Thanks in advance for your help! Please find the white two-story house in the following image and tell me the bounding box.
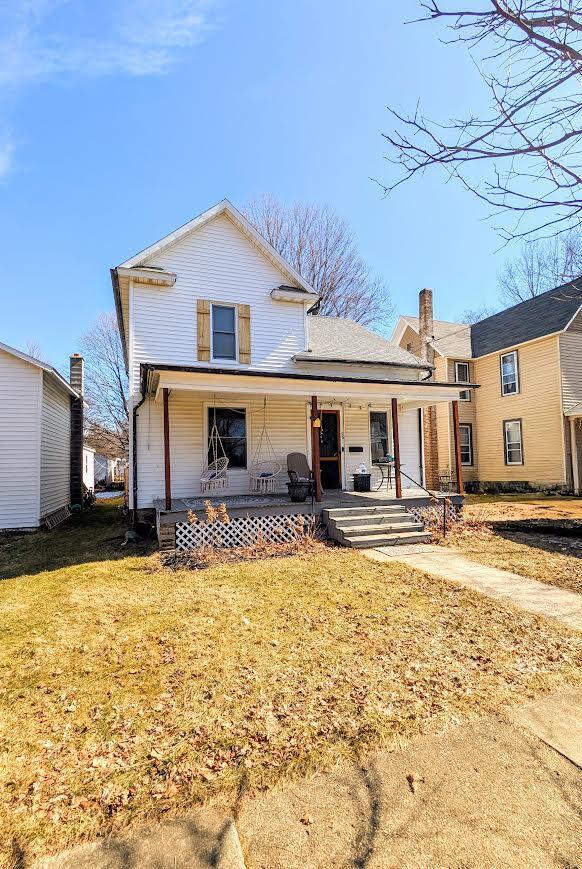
[111,200,468,549]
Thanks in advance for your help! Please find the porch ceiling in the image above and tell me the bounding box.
[146,365,465,406]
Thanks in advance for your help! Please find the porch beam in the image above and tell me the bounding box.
[391,397,402,499]
[452,400,465,496]
[163,388,172,510]
[310,395,322,502]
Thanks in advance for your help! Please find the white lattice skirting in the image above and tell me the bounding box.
[406,503,462,526]
[175,514,313,550]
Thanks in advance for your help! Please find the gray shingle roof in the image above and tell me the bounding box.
[295,316,432,370]
[401,317,473,358]
[470,279,582,357]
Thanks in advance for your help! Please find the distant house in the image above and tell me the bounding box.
[94,454,126,487]
[83,446,95,491]
[0,344,85,530]
[393,280,582,494]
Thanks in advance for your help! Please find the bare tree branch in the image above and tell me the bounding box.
[381,1,582,240]
[244,195,393,328]
[498,229,582,302]
[80,313,128,456]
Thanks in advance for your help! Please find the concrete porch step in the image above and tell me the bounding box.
[324,505,407,519]
[332,512,413,528]
[345,530,433,548]
[338,521,425,537]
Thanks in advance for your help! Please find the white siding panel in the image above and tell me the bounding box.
[560,332,582,412]
[40,373,71,518]
[399,408,423,488]
[132,215,307,392]
[136,391,310,508]
[0,349,41,528]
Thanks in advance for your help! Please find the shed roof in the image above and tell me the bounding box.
[294,316,433,370]
[0,340,79,397]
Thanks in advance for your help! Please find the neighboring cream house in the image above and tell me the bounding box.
[393,280,582,494]
[111,200,468,548]
[0,344,85,529]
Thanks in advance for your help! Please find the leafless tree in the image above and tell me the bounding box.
[498,230,582,302]
[23,340,46,361]
[381,2,582,240]
[460,302,499,323]
[245,194,393,328]
[80,312,128,456]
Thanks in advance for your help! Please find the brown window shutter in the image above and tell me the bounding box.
[197,300,210,361]
[239,304,251,364]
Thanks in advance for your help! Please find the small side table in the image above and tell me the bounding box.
[374,462,393,491]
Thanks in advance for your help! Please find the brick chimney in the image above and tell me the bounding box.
[418,289,439,489]
[69,354,84,508]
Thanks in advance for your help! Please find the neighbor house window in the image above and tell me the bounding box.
[211,304,237,360]
[370,411,389,463]
[454,361,471,401]
[208,407,247,468]
[459,423,473,466]
[406,342,413,353]
[504,419,523,465]
[500,350,519,395]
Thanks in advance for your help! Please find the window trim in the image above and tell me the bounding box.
[500,349,520,396]
[211,303,238,363]
[503,418,524,466]
[369,410,389,465]
[458,422,473,466]
[204,402,249,471]
[454,360,471,402]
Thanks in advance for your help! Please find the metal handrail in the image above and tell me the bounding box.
[392,463,453,539]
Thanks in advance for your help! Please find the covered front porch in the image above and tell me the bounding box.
[135,364,466,547]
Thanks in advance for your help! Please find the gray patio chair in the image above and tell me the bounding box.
[287,452,312,483]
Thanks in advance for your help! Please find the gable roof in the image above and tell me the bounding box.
[294,316,433,370]
[471,279,582,357]
[0,340,79,397]
[395,316,473,358]
[117,199,318,297]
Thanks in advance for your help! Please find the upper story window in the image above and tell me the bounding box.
[454,361,471,401]
[212,304,237,361]
[500,350,519,396]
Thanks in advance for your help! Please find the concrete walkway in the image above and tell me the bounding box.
[364,544,582,631]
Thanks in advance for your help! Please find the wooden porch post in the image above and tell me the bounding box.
[452,400,465,496]
[310,395,322,502]
[163,388,172,510]
[391,397,402,499]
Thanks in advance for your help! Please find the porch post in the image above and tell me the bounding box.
[163,388,172,510]
[391,397,402,499]
[570,418,580,495]
[310,395,322,502]
[452,400,465,496]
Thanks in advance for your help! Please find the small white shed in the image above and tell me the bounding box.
[0,342,83,530]
[83,446,95,491]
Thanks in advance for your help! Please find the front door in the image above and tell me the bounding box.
[319,410,341,489]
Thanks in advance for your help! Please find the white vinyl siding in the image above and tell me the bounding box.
[131,214,307,392]
[40,373,71,518]
[0,349,41,529]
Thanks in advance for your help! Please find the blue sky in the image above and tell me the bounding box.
[1,0,508,367]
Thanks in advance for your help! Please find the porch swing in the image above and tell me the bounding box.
[249,398,281,494]
[200,402,229,494]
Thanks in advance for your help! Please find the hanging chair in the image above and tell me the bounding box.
[249,399,281,494]
[201,403,229,494]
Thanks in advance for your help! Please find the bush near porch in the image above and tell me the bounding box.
[1,501,581,864]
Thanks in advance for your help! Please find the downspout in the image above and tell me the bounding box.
[132,365,150,526]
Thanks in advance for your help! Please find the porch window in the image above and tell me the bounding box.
[208,407,247,468]
[504,419,523,465]
[211,304,237,360]
[454,361,471,402]
[459,423,473,466]
[370,411,389,462]
[500,350,519,395]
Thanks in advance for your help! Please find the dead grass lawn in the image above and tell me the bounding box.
[1,502,581,864]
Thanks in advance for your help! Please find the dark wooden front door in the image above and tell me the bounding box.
[319,410,342,489]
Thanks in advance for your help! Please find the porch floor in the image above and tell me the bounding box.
[154,487,461,518]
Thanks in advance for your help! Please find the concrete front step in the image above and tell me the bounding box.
[332,512,412,528]
[338,522,425,538]
[324,505,407,519]
[345,531,433,548]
